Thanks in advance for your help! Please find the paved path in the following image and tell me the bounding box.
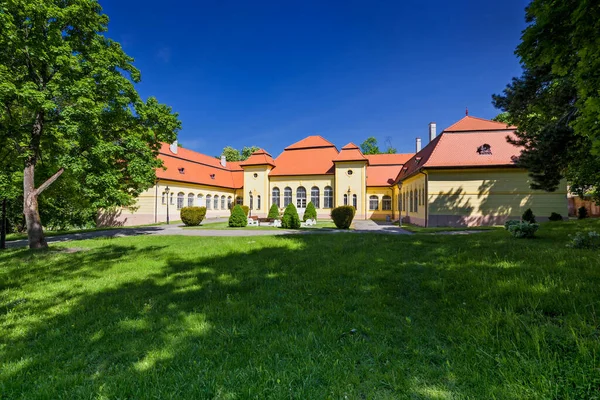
[6,219,412,249]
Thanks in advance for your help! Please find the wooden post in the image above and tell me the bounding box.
[1,198,6,250]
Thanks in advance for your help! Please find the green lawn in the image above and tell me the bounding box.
[399,223,502,234]
[1,219,600,398]
[184,220,338,230]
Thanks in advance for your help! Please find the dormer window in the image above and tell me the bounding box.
[477,144,492,155]
[210,174,215,179]
[415,157,422,163]
[178,167,185,174]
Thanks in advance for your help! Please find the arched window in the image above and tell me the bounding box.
[177,192,185,210]
[213,195,219,210]
[170,193,174,205]
[409,191,413,212]
[310,186,320,208]
[369,195,379,210]
[227,196,232,209]
[197,194,204,207]
[188,193,194,207]
[324,186,333,208]
[272,187,280,207]
[206,195,212,210]
[162,192,166,205]
[352,194,357,209]
[221,195,226,209]
[257,195,261,210]
[382,195,392,211]
[236,196,243,205]
[343,194,348,206]
[296,186,307,208]
[249,194,254,210]
[284,187,292,207]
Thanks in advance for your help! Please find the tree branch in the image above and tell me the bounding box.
[35,167,64,196]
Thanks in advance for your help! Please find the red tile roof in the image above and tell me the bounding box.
[365,153,414,165]
[333,143,368,162]
[444,116,517,132]
[285,135,336,150]
[396,117,522,182]
[156,143,243,189]
[367,165,403,186]
[239,149,276,167]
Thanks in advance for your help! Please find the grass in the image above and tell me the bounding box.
[398,223,502,234]
[1,219,600,398]
[183,220,339,230]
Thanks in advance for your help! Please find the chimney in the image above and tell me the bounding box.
[169,140,178,154]
[220,155,227,167]
[428,122,437,142]
[415,137,422,152]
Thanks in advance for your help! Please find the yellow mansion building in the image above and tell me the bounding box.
[102,116,568,227]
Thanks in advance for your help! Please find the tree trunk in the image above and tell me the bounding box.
[1,198,6,250]
[24,163,47,249]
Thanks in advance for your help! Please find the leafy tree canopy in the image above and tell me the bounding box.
[360,137,396,155]
[492,0,600,202]
[220,145,260,161]
[0,0,181,248]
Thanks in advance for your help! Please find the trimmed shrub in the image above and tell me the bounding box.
[504,220,521,230]
[303,201,317,221]
[228,205,248,227]
[241,205,250,217]
[180,206,206,226]
[268,204,280,219]
[567,231,600,249]
[331,205,355,229]
[522,208,536,223]
[281,203,301,229]
[549,212,563,221]
[507,221,539,238]
[578,206,588,219]
[229,204,250,216]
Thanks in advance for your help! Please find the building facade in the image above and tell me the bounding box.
[99,116,568,227]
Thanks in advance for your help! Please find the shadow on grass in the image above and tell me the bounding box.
[1,226,600,398]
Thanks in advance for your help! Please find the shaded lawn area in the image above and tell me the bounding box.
[398,223,502,234]
[1,220,600,398]
[183,220,339,230]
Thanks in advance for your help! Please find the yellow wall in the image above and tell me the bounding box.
[426,168,568,226]
[268,175,335,218]
[98,179,237,226]
[399,173,427,225]
[243,165,272,217]
[334,161,367,219]
[365,187,395,220]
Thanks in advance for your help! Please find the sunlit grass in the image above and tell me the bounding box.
[1,219,599,398]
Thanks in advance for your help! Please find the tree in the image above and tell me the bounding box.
[492,0,600,202]
[492,112,511,124]
[0,0,181,248]
[360,137,396,155]
[267,203,280,219]
[241,146,260,160]
[221,146,241,162]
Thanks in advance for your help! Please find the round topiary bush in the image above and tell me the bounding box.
[331,205,355,229]
[522,208,536,223]
[303,201,317,221]
[281,203,301,229]
[228,205,248,227]
[268,203,280,219]
[180,206,207,226]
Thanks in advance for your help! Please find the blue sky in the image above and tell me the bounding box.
[100,0,528,156]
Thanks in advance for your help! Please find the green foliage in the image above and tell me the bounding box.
[180,206,206,226]
[567,231,600,249]
[241,146,261,160]
[504,220,521,230]
[281,203,300,229]
[507,221,539,238]
[549,212,563,222]
[303,201,317,221]
[228,205,247,227]
[492,112,511,124]
[267,204,280,219]
[241,205,250,217]
[0,0,181,244]
[522,208,536,223]
[220,146,261,161]
[578,206,588,219]
[492,0,600,202]
[359,137,396,155]
[331,206,355,229]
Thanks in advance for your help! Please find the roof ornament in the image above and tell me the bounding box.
[465,107,469,116]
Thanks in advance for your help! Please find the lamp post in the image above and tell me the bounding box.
[165,186,170,225]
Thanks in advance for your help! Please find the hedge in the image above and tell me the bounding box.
[331,206,355,229]
[180,206,207,226]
